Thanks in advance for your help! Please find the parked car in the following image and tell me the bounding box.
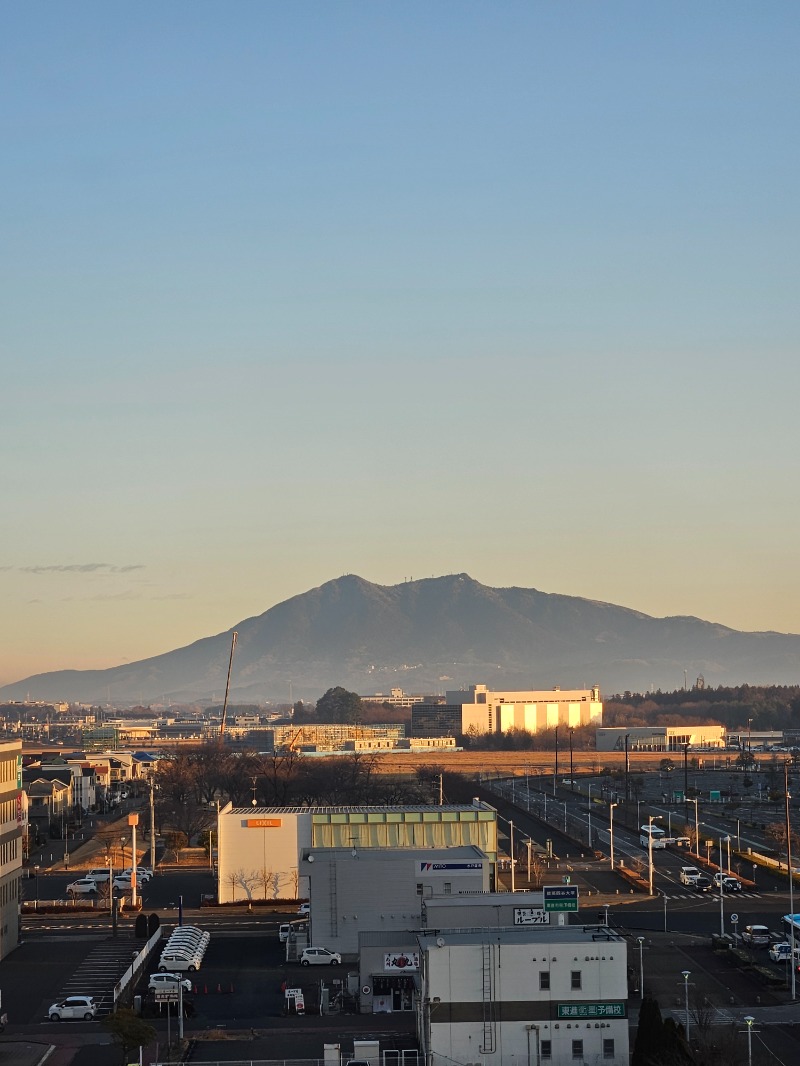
[158,951,202,973]
[742,925,771,946]
[148,972,192,993]
[122,866,152,882]
[297,902,310,916]
[66,878,98,896]
[300,947,341,966]
[48,995,97,1021]
[86,868,112,883]
[112,874,143,891]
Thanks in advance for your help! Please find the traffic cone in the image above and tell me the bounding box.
[193,984,198,995]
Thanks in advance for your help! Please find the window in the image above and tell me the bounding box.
[539,971,550,990]
[416,883,423,895]
[443,882,452,895]
[603,1038,615,1059]
[570,970,582,990]
[571,1039,583,1060]
[540,1040,551,1059]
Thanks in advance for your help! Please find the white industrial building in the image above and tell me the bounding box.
[417,926,628,1066]
[215,802,498,904]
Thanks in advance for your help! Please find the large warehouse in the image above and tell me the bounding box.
[215,801,498,904]
[596,725,725,751]
[412,685,603,738]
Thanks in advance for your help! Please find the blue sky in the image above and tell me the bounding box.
[2,3,799,687]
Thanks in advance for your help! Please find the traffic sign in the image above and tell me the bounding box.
[154,990,178,1002]
[730,913,739,924]
[544,885,579,912]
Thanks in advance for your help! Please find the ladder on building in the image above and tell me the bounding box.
[479,940,495,1054]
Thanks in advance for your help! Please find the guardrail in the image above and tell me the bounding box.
[114,926,163,1005]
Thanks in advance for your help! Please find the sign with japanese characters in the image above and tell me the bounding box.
[557,1002,626,1019]
[384,952,419,971]
[514,908,550,925]
[543,885,579,912]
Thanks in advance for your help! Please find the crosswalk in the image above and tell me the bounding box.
[50,937,141,1016]
[662,889,762,901]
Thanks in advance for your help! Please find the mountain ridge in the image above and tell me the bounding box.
[2,573,799,704]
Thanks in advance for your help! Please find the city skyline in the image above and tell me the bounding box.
[2,4,798,687]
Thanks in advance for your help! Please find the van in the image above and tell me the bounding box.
[87,868,112,883]
[279,923,292,943]
[680,867,701,885]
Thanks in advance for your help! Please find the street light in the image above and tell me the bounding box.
[609,802,618,871]
[647,815,662,896]
[681,971,691,1041]
[692,797,700,855]
[637,937,645,997]
[33,864,40,907]
[718,836,726,936]
[743,1016,755,1066]
[587,783,593,848]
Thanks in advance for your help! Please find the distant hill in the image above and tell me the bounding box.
[2,573,800,704]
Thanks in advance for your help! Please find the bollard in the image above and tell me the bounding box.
[229,982,234,994]
[217,983,222,994]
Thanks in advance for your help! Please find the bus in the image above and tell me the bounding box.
[640,824,667,849]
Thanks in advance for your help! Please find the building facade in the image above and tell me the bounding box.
[0,739,23,960]
[417,926,629,1066]
[414,686,603,738]
[216,802,498,903]
[596,725,725,752]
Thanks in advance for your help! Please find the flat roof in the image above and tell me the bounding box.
[228,804,492,815]
[418,926,624,948]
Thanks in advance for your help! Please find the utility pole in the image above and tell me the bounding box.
[149,778,156,870]
[786,762,796,1001]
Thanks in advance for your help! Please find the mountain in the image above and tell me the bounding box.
[3,573,800,704]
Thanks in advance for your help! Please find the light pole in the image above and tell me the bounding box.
[553,726,559,795]
[692,797,700,854]
[569,728,574,790]
[681,971,691,1041]
[587,783,593,848]
[510,820,515,893]
[785,761,796,1000]
[33,864,40,907]
[609,802,617,871]
[648,815,662,896]
[726,834,731,874]
[637,937,645,997]
[718,837,726,936]
[743,1016,755,1066]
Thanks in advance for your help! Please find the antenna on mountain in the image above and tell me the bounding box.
[219,631,238,740]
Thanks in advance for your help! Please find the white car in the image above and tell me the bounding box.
[48,995,97,1021]
[112,874,143,891]
[66,878,98,896]
[300,947,341,966]
[122,866,152,882]
[297,902,310,916]
[158,951,202,973]
[148,972,192,993]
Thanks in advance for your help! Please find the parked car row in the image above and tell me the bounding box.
[158,925,210,973]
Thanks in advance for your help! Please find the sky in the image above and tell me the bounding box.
[2,3,799,688]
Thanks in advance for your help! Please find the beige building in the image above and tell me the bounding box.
[596,725,725,751]
[215,802,498,904]
[0,739,23,960]
[414,685,602,737]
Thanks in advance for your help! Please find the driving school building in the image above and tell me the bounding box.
[215,802,498,904]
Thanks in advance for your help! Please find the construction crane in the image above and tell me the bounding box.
[218,631,238,740]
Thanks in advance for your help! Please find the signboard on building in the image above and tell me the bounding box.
[154,990,179,1002]
[245,819,282,828]
[514,908,550,925]
[557,1002,626,1019]
[543,885,579,912]
[416,861,483,875]
[384,952,419,971]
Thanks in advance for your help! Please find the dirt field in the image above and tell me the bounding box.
[368,749,666,776]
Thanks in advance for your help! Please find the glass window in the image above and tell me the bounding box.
[572,1039,583,1059]
[571,970,582,990]
[539,971,550,990]
[603,1038,615,1059]
[540,1040,552,1059]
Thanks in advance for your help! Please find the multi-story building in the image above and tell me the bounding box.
[417,925,629,1066]
[413,685,603,738]
[0,738,23,959]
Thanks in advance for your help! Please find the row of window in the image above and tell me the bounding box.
[0,839,19,869]
[0,874,19,907]
[0,757,17,784]
[539,970,582,990]
[541,1039,615,1060]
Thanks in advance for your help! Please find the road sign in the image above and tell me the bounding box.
[154,990,178,1002]
[544,885,579,912]
[731,913,739,924]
